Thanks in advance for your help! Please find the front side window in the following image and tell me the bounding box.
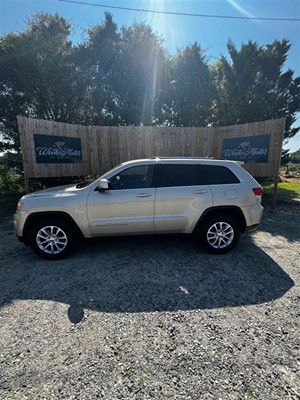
[109,165,154,190]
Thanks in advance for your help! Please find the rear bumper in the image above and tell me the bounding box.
[244,204,264,228]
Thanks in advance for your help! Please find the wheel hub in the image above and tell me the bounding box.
[36,225,68,255]
[207,222,234,249]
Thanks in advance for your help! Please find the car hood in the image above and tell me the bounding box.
[23,184,80,199]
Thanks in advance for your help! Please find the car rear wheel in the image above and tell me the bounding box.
[29,219,75,260]
[201,214,240,254]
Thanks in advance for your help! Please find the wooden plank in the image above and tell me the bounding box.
[17,117,285,181]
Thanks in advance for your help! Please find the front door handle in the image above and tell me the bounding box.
[194,190,208,194]
[136,193,151,197]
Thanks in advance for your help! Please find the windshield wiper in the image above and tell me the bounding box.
[76,181,90,189]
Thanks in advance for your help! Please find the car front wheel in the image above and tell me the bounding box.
[29,219,75,260]
[201,214,240,254]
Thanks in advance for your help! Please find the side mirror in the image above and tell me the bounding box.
[96,179,110,192]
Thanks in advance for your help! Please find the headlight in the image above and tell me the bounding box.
[17,201,24,211]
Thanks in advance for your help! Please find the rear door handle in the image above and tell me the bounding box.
[136,193,151,197]
[194,190,208,194]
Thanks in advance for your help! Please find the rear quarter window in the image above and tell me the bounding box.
[198,165,240,185]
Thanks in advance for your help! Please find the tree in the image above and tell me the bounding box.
[0,13,90,168]
[281,149,291,166]
[115,22,170,125]
[290,149,300,163]
[83,12,122,125]
[166,43,212,126]
[211,39,300,139]
[1,12,299,175]
[81,16,169,126]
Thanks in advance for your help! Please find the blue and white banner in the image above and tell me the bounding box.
[222,134,271,163]
[34,134,82,164]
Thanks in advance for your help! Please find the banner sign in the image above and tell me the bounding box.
[222,134,271,163]
[34,134,82,164]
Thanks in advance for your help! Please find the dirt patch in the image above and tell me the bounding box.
[0,202,299,399]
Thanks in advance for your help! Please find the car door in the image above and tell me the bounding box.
[87,164,156,235]
[153,163,213,233]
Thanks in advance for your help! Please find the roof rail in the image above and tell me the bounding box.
[149,156,214,159]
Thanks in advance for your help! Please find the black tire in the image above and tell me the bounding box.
[200,214,240,254]
[29,219,75,260]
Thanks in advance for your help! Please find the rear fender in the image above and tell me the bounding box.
[193,206,247,233]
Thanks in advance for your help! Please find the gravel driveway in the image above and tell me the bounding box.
[0,200,299,399]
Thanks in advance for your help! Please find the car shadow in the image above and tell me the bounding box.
[260,200,300,243]
[0,229,294,323]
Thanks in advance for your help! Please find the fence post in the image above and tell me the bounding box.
[24,178,30,194]
[271,175,279,213]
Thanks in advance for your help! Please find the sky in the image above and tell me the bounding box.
[1,0,299,152]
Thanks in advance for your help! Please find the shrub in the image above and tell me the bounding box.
[0,171,25,195]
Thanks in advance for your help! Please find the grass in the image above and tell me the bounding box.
[0,194,21,220]
[262,181,300,202]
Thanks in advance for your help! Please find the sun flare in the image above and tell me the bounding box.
[227,0,255,19]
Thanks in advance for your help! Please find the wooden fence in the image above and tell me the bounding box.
[17,116,285,185]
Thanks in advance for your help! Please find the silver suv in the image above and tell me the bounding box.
[14,157,263,259]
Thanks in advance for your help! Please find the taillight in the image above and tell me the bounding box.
[252,187,263,197]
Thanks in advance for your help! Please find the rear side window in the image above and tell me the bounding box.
[198,165,240,185]
[154,164,240,187]
[155,164,201,187]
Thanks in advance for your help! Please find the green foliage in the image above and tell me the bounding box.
[0,13,92,157]
[167,43,212,126]
[0,194,21,219]
[0,12,299,173]
[0,170,24,195]
[281,149,291,166]
[279,164,300,177]
[210,39,300,139]
[0,163,24,217]
[116,22,170,125]
[288,165,300,175]
[290,149,300,163]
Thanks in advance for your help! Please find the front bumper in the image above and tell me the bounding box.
[246,223,260,232]
[13,210,29,238]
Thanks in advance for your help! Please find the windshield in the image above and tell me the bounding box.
[75,163,123,189]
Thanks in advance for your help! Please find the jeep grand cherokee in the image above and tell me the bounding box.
[14,157,263,259]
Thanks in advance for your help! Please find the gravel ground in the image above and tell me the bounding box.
[0,200,299,399]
